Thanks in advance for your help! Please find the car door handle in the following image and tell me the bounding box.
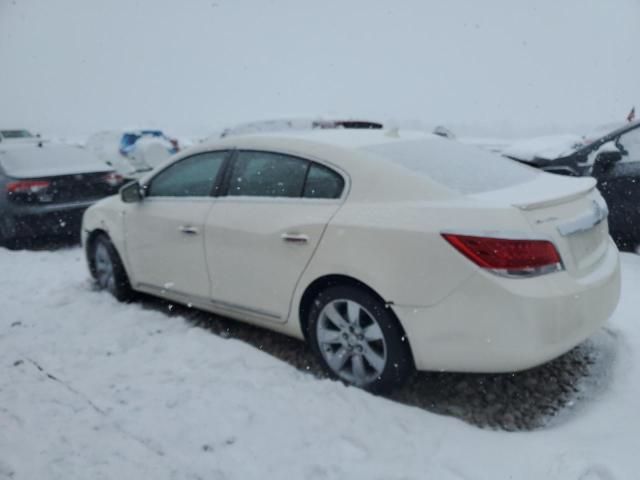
[179,225,199,235]
[281,232,309,244]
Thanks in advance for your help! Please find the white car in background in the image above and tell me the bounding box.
[82,129,621,392]
[0,129,41,144]
[210,117,384,140]
[86,129,180,178]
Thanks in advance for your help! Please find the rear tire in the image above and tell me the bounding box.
[89,234,134,302]
[307,285,413,393]
[0,221,13,249]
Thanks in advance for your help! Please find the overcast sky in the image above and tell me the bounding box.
[1,0,638,138]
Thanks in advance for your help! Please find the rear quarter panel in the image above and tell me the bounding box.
[287,198,535,334]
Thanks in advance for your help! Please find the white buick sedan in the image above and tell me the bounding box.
[82,130,621,392]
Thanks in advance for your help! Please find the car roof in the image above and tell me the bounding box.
[140,129,459,201]
[190,129,440,178]
[204,128,432,150]
[210,117,383,140]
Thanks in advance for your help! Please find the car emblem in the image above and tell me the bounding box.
[557,199,609,236]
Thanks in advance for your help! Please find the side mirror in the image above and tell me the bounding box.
[120,181,144,203]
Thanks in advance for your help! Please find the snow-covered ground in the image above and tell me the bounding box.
[0,246,638,479]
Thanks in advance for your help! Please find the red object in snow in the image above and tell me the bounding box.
[627,107,635,123]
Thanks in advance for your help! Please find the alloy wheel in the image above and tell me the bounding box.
[316,299,387,386]
[94,242,116,292]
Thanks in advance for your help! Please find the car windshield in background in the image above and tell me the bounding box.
[364,138,539,194]
[574,120,640,156]
[1,129,33,138]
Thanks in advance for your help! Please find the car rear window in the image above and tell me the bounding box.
[363,138,540,194]
[1,129,33,138]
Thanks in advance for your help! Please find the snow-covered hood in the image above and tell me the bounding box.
[0,144,112,179]
[502,134,585,163]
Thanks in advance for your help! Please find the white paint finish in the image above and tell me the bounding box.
[469,173,596,210]
[204,197,341,321]
[83,130,621,373]
[394,240,620,371]
[123,198,215,299]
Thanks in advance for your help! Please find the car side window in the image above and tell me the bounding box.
[228,151,309,197]
[617,128,640,161]
[147,151,226,197]
[303,163,344,199]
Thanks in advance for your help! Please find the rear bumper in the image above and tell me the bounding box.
[393,239,621,373]
[1,200,98,239]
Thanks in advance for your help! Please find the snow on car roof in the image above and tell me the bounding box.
[0,144,111,178]
[196,129,541,196]
[215,117,384,138]
[216,128,432,149]
[502,134,586,162]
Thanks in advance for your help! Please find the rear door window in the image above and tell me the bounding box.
[303,163,344,199]
[228,151,309,197]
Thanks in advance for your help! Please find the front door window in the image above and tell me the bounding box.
[147,151,227,197]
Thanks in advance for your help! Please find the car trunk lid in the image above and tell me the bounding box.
[471,174,610,276]
[0,144,111,179]
[7,171,121,205]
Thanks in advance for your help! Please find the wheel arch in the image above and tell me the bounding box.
[85,228,131,282]
[297,273,415,367]
[85,228,110,277]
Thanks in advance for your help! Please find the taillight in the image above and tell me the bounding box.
[102,172,124,187]
[441,233,563,277]
[6,180,50,195]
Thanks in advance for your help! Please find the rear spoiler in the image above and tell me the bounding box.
[512,178,596,211]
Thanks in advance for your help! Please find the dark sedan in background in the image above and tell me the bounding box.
[0,141,125,247]
[506,120,640,251]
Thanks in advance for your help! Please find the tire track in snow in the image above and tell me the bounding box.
[21,357,181,465]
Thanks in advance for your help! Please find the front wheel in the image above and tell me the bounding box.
[89,234,134,302]
[308,285,413,393]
